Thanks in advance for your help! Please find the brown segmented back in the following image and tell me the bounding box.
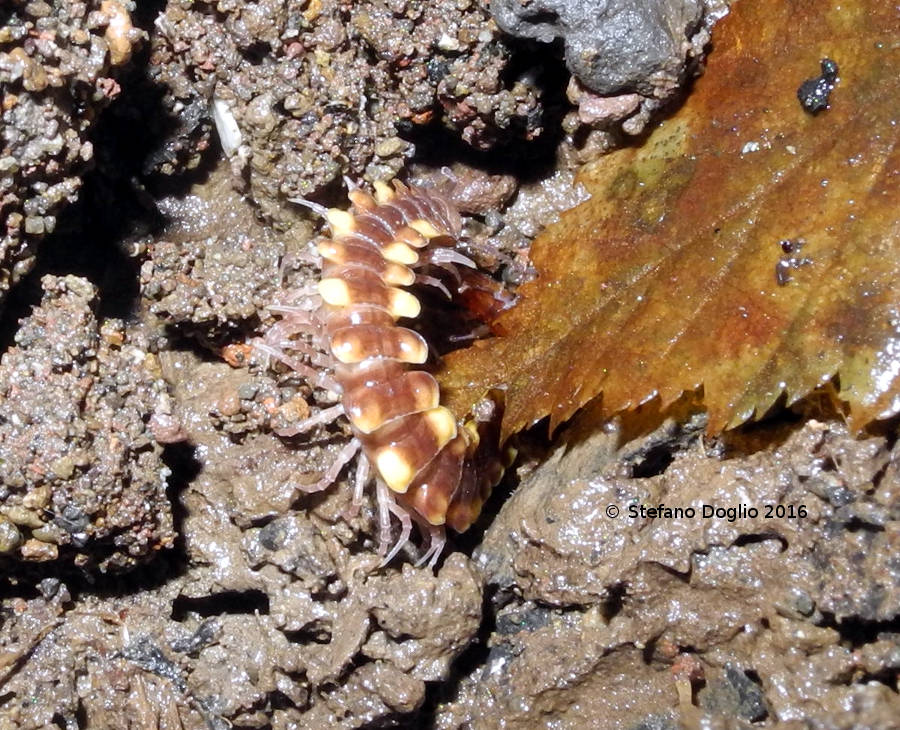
[318,181,510,529]
[262,180,513,564]
[329,325,428,365]
[340,369,440,434]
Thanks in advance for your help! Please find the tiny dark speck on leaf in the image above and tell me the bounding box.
[797,58,839,114]
[775,238,812,285]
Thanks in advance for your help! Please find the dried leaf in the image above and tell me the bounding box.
[440,0,900,439]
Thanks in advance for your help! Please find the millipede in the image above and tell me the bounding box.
[256,177,515,566]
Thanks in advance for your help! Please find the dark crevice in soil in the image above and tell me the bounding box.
[0,442,199,597]
[0,2,194,351]
[130,0,168,28]
[604,580,628,620]
[0,533,183,593]
[171,590,271,620]
[407,115,561,182]
[240,40,274,65]
[282,627,331,645]
[50,712,71,729]
[865,412,900,443]
[655,563,692,583]
[0,184,143,353]
[66,544,188,599]
[161,322,260,361]
[0,580,42,602]
[110,0,219,195]
[413,585,498,728]
[817,612,900,649]
[731,532,788,551]
[159,440,201,572]
[859,667,900,688]
[406,48,569,184]
[618,410,707,471]
[842,516,886,533]
[640,637,666,665]
[631,442,677,478]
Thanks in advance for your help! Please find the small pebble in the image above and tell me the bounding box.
[0,518,23,554]
[20,538,59,561]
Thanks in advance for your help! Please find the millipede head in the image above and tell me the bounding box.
[416,490,450,526]
[487,460,505,487]
[445,497,484,533]
[400,434,468,525]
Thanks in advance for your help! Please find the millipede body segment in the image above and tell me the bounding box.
[265,179,512,561]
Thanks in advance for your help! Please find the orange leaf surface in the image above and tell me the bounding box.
[440,0,900,439]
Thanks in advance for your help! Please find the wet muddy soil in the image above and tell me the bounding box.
[0,1,897,728]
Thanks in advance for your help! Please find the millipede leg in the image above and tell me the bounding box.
[265,307,322,330]
[252,341,339,392]
[349,454,370,516]
[415,525,446,570]
[260,320,294,346]
[275,403,345,437]
[277,252,321,285]
[275,340,331,369]
[414,274,452,299]
[376,481,412,566]
[288,195,330,219]
[305,437,360,492]
[421,247,476,269]
[274,284,321,307]
[261,321,325,356]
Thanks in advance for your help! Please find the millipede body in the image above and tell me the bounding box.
[262,179,512,563]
